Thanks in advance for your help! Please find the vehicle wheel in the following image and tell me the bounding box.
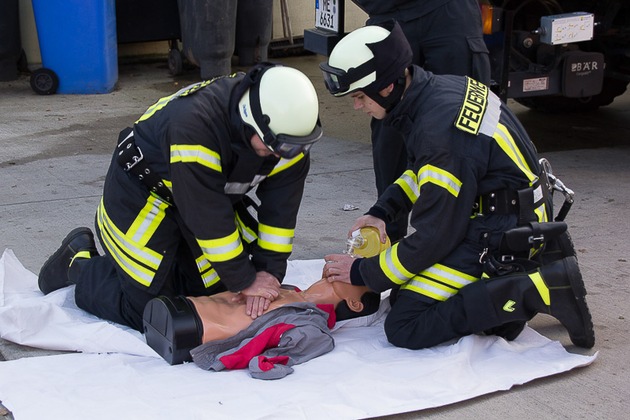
[30,68,59,95]
[168,49,183,76]
[515,78,629,113]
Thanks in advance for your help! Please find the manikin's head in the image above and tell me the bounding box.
[301,279,381,321]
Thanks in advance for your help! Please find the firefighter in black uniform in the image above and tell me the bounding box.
[38,63,323,331]
[320,23,595,349]
[349,0,491,243]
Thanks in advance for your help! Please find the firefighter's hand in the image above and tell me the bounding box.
[322,253,354,284]
[239,271,281,318]
[349,215,388,243]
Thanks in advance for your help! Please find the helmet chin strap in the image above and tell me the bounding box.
[366,75,406,112]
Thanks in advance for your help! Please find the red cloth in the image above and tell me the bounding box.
[257,355,290,371]
[219,323,295,369]
[316,303,336,329]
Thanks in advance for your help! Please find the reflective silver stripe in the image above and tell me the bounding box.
[170,144,222,173]
[418,164,462,197]
[423,264,476,289]
[201,268,220,288]
[235,213,257,244]
[128,195,168,246]
[224,175,268,194]
[251,175,267,187]
[224,182,251,194]
[394,170,419,203]
[401,263,478,301]
[258,223,293,253]
[533,184,548,222]
[401,277,456,301]
[196,256,220,288]
[198,230,243,262]
[97,200,161,286]
[379,244,414,285]
[478,91,502,138]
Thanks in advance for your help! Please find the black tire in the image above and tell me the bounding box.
[168,49,183,76]
[515,78,629,113]
[30,68,59,95]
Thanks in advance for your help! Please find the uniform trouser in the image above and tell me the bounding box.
[368,0,490,242]
[383,214,518,349]
[73,237,226,331]
[383,249,585,350]
[384,273,536,350]
[72,152,226,331]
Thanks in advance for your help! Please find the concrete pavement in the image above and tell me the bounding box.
[1,54,629,419]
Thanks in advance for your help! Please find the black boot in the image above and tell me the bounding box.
[483,321,526,341]
[485,256,594,348]
[143,296,203,365]
[38,227,98,294]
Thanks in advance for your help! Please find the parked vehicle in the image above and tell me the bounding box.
[480,0,630,111]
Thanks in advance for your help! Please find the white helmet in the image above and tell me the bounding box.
[320,21,412,107]
[239,64,322,158]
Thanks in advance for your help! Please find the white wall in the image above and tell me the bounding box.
[19,0,367,68]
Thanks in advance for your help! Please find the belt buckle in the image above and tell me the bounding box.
[125,146,144,171]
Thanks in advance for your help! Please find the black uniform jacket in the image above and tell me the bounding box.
[352,66,545,296]
[99,74,309,294]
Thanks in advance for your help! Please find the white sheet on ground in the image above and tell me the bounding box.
[0,249,596,420]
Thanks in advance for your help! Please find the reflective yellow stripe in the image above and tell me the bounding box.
[97,199,162,287]
[196,256,220,288]
[235,213,258,244]
[128,195,169,247]
[394,170,419,203]
[136,79,215,123]
[493,123,548,224]
[258,223,294,253]
[493,123,537,183]
[535,203,548,223]
[379,243,414,285]
[170,144,222,173]
[268,154,305,177]
[70,250,92,266]
[401,264,478,301]
[198,230,243,262]
[530,271,550,305]
[418,164,462,198]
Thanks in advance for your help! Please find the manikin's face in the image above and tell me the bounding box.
[250,133,279,158]
[304,278,369,307]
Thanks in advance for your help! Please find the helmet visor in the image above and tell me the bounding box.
[319,59,375,96]
[264,123,323,159]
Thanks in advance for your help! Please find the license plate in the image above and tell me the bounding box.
[315,0,340,33]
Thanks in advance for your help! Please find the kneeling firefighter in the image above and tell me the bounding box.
[320,22,594,349]
[38,63,323,331]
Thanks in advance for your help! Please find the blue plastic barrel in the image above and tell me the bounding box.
[31,0,118,94]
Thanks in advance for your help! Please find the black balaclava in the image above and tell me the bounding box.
[363,21,413,111]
